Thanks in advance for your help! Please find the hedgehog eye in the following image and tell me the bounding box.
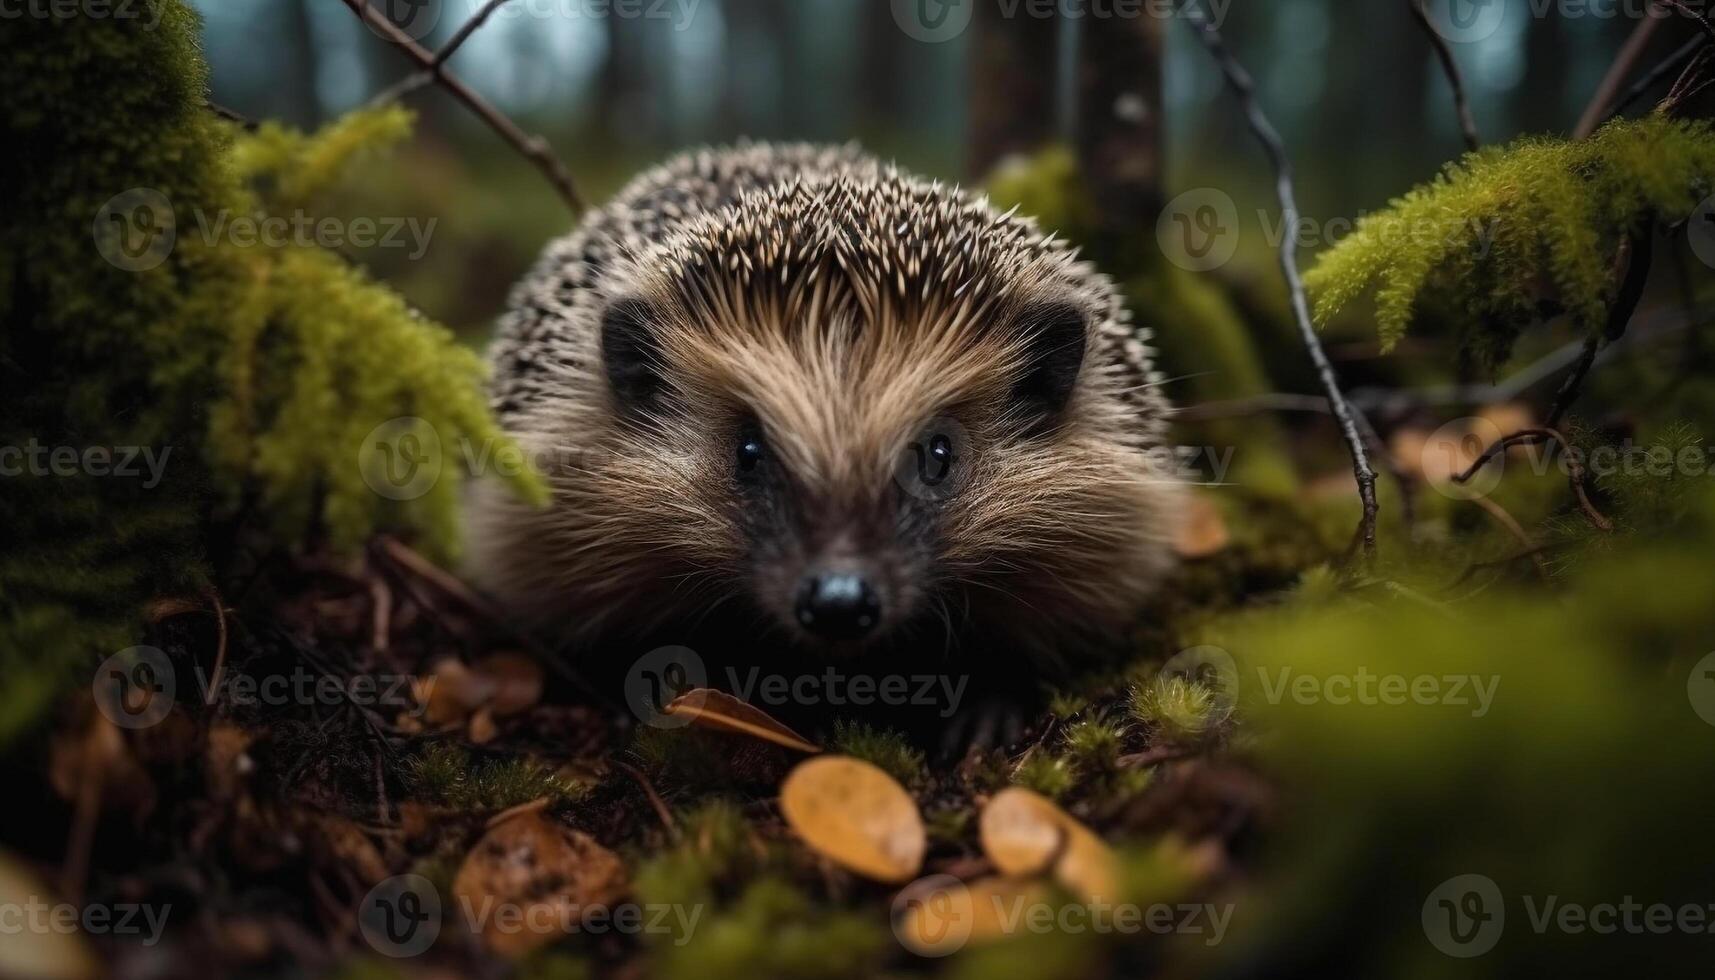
[895,417,968,501]
[736,426,766,474]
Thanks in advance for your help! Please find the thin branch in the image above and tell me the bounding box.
[339,0,585,214]
[370,0,515,105]
[1546,232,1654,427]
[1452,427,1614,532]
[1606,35,1709,122]
[1178,0,1380,559]
[1575,8,1669,139]
[1409,0,1481,151]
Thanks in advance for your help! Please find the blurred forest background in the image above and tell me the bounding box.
[196,0,1659,342]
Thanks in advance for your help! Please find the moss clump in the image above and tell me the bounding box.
[1011,752,1079,800]
[0,3,541,747]
[1130,674,1222,744]
[828,720,925,786]
[647,877,888,980]
[404,743,584,810]
[1305,116,1715,367]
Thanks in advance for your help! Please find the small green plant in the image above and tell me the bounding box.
[1130,674,1221,743]
[828,720,926,785]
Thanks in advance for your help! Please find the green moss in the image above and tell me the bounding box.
[0,4,542,747]
[404,743,584,811]
[1130,674,1221,744]
[647,877,888,980]
[1011,752,1078,800]
[828,720,926,786]
[1305,116,1715,367]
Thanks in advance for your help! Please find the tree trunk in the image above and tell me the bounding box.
[967,7,1061,180]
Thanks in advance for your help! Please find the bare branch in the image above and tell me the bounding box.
[1452,427,1614,532]
[1605,35,1708,122]
[1546,232,1654,428]
[1576,8,1669,139]
[339,0,585,214]
[1409,0,1481,151]
[1177,0,1380,559]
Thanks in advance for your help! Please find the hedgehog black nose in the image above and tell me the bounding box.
[795,572,881,640]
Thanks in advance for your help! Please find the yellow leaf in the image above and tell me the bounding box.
[781,756,925,883]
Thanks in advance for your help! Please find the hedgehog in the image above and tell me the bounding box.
[466,142,1182,701]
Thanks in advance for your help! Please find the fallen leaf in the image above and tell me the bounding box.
[665,688,821,754]
[979,786,1067,877]
[473,652,544,718]
[452,810,628,958]
[780,755,925,883]
[1173,493,1231,559]
[49,711,156,820]
[0,851,100,980]
[468,707,499,745]
[415,659,495,726]
[893,875,1051,955]
[979,788,1118,903]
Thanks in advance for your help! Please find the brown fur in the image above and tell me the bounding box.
[468,144,1181,669]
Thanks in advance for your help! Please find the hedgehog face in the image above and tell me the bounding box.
[469,168,1181,666]
[591,284,1173,659]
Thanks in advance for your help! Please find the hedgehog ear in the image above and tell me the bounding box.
[1010,301,1088,426]
[601,298,669,412]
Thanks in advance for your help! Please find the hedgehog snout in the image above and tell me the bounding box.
[794,570,882,641]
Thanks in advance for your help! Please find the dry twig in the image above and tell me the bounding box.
[338,0,585,214]
[1178,0,1380,558]
[1409,0,1481,150]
